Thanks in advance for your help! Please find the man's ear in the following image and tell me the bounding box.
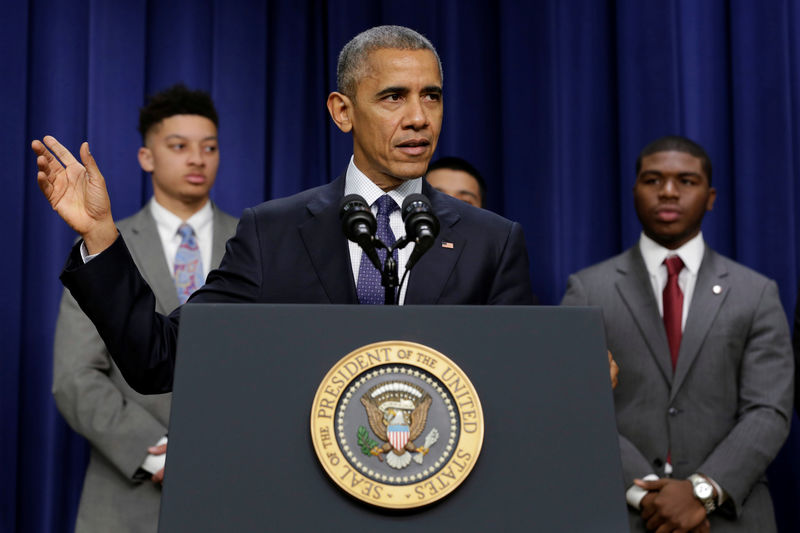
[138,146,154,172]
[327,92,353,133]
[706,187,717,212]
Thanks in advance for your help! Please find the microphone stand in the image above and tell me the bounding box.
[382,235,418,305]
[382,253,399,305]
[371,240,400,305]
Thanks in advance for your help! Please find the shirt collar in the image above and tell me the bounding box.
[149,197,213,236]
[343,155,422,208]
[639,231,705,276]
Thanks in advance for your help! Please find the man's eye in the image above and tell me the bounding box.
[424,93,441,102]
[204,145,218,153]
[170,144,185,151]
[385,94,401,102]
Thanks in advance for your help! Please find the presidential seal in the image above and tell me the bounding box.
[310,341,484,509]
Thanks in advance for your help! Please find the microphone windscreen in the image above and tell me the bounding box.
[401,193,432,220]
[401,194,439,239]
[339,194,376,242]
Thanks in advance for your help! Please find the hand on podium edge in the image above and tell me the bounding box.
[32,135,117,254]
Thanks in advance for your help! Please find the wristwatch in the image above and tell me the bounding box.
[688,474,716,514]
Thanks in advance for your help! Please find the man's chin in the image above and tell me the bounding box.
[645,227,698,250]
[392,161,430,181]
[178,191,212,205]
[393,174,422,182]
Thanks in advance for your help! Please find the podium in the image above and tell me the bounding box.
[158,305,628,532]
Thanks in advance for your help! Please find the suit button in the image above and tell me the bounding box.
[668,407,679,416]
[653,458,664,468]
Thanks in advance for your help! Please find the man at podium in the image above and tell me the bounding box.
[32,25,533,395]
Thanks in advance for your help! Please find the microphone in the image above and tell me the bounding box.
[339,194,381,270]
[401,193,440,270]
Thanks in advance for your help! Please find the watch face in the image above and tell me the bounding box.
[695,482,713,500]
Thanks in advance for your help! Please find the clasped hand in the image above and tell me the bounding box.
[636,478,709,533]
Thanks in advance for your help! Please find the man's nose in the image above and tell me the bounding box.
[659,178,679,198]
[403,97,429,130]
[187,144,204,166]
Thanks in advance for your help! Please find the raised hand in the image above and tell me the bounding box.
[32,135,118,254]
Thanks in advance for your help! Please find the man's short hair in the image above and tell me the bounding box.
[427,156,487,204]
[635,135,712,184]
[138,84,219,142]
[336,25,443,98]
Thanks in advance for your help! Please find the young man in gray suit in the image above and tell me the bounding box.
[52,85,238,533]
[562,136,793,533]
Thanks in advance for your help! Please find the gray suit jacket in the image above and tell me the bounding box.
[53,203,238,533]
[561,245,793,532]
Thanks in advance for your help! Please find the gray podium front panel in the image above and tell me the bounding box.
[160,305,628,532]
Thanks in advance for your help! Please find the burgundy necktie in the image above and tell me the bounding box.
[663,256,685,371]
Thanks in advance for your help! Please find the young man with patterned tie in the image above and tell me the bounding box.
[51,84,238,533]
[561,135,793,532]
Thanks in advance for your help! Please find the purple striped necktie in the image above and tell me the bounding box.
[357,195,398,305]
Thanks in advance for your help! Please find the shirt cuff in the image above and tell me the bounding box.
[626,474,659,509]
[79,241,100,263]
[140,436,168,475]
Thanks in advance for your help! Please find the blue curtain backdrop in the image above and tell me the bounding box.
[3,0,800,531]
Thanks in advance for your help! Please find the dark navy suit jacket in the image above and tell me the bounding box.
[61,176,533,394]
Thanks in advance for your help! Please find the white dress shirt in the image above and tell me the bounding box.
[344,156,421,305]
[639,231,705,331]
[149,197,214,281]
[80,198,214,283]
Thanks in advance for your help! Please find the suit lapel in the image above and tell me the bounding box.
[124,206,181,313]
[615,247,674,384]
[209,203,230,266]
[404,183,463,304]
[670,248,728,400]
[296,177,464,304]
[298,176,358,304]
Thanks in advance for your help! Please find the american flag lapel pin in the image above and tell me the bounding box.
[441,241,454,249]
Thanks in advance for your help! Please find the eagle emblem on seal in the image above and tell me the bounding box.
[359,381,440,469]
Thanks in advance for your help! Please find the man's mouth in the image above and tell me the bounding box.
[184,174,207,185]
[396,139,430,156]
[655,207,681,222]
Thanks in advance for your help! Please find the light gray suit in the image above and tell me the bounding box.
[561,245,793,532]
[53,203,238,533]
